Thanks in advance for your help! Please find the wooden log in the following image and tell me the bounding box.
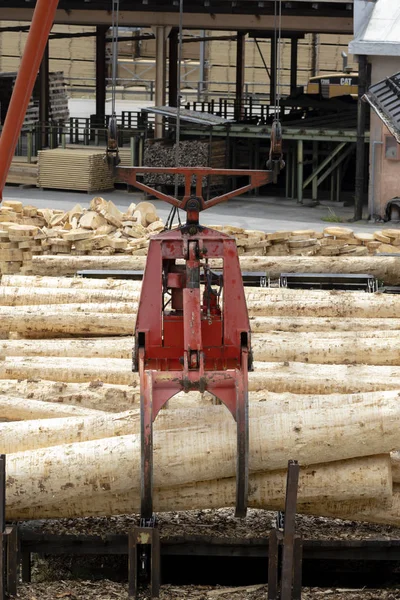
[250,316,400,333]
[5,358,400,393]
[3,334,400,367]
[391,451,400,483]
[0,310,134,337]
[6,455,391,519]
[297,483,400,528]
[253,334,400,365]
[31,255,400,284]
[0,397,104,421]
[6,388,400,510]
[0,337,132,359]
[5,390,400,451]
[1,275,141,290]
[0,287,138,306]
[0,379,139,412]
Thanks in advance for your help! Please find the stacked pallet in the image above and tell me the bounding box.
[38,149,114,192]
[0,275,400,525]
[143,139,226,186]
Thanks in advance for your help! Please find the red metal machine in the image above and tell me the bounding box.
[117,148,283,520]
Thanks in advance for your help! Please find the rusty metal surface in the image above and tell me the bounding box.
[281,460,301,600]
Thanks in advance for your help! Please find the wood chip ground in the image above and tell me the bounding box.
[14,582,400,599]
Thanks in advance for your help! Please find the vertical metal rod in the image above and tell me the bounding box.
[312,141,318,202]
[297,140,303,204]
[270,36,277,108]
[39,41,50,149]
[290,38,298,95]
[168,29,179,108]
[354,55,368,221]
[291,145,296,199]
[96,25,108,122]
[27,131,33,164]
[128,530,138,598]
[7,527,17,596]
[336,162,342,202]
[200,30,206,100]
[268,529,279,600]
[281,460,300,600]
[293,537,303,600]
[151,529,161,597]
[235,32,245,122]
[131,136,137,167]
[0,0,59,199]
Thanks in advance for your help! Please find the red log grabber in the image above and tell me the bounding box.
[117,164,281,520]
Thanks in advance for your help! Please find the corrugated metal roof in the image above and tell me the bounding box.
[364,71,400,142]
[142,106,229,126]
[350,0,400,56]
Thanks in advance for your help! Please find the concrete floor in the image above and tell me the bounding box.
[3,185,394,234]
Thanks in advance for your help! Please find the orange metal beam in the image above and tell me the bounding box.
[0,0,59,199]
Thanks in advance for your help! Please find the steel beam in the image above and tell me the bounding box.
[154,26,168,138]
[39,41,50,149]
[290,38,298,96]
[0,10,354,34]
[235,32,246,122]
[169,28,178,108]
[95,25,108,121]
[354,55,369,221]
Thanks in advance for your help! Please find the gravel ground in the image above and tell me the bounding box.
[30,509,400,541]
[14,582,400,599]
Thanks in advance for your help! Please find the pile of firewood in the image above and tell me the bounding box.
[0,274,400,526]
[143,139,226,186]
[0,198,162,275]
[1,199,400,277]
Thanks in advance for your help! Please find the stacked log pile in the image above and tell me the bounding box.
[0,198,162,275]
[1,274,400,525]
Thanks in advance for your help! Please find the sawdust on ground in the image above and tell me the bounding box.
[31,508,400,541]
[14,582,400,600]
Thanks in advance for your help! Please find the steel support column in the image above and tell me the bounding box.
[297,139,303,204]
[95,25,108,122]
[354,55,368,221]
[290,37,298,96]
[235,31,246,122]
[154,26,168,138]
[0,0,59,199]
[169,28,178,108]
[38,41,50,149]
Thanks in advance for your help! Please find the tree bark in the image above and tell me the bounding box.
[1,275,141,291]
[0,398,104,421]
[31,255,400,285]
[5,358,400,393]
[0,287,138,306]
[0,379,139,412]
[4,452,391,517]
[3,334,400,367]
[251,317,400,333]
[0,310,135,337]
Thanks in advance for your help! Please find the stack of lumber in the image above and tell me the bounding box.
[0,198,161,275]
[143,140,226,186]
[0,275,400,524]
[38,150,115,192]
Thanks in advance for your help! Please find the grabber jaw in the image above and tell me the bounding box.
[105,114,121,168]
[266,120,285,182]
